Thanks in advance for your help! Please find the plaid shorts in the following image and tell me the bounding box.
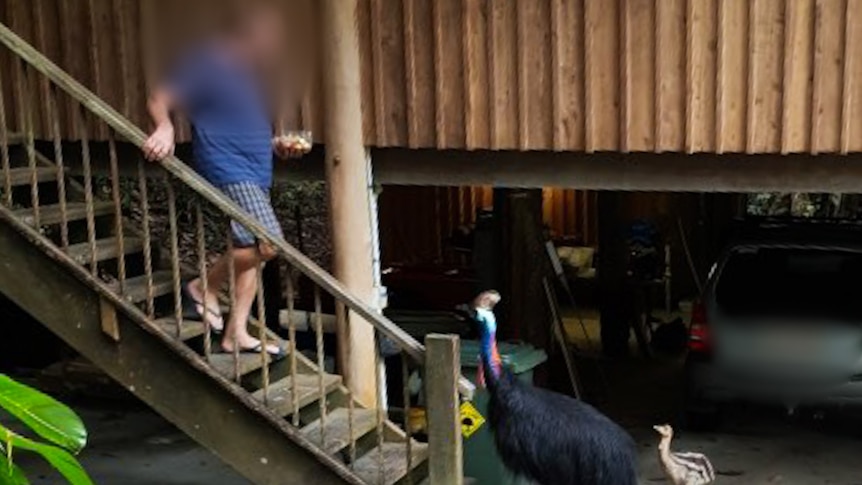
[218,182,284,248]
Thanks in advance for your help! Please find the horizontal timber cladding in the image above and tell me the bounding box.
[1,0,861,154]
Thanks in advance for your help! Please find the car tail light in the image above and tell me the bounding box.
[688,301,711,354]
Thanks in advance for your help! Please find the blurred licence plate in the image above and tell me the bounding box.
[770,332,820,355]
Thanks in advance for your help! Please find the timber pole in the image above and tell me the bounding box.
[320,0,378,406]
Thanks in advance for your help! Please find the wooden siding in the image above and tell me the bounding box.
[379,186,596,265]
[1,0,860,154]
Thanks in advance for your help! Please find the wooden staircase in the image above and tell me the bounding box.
[0,130,428,485]
[0,22,472,485]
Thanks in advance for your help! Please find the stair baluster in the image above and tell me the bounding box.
[0,52,10,206]
[196,204,213,359]
[375,333,385,485]
[314,285,328,447]
[47,85,69,250]
[107,134,127,293]
[19,61,40,228]
[32,0,69,249]
[348,385,357,469]
[256,260,271,403]
[402,353,413,485]
[286,270,301,427]
[167,176,184,339]
[76,107,98,274]
[136,158,156,318]
[340,300,359,469]
[226,230,241,383]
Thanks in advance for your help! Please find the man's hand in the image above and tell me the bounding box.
[273,134,312,160]
[142,123,176,162]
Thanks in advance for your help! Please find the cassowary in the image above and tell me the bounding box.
[472,290,638,485]
[654,424,715,485]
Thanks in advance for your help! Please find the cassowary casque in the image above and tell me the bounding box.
[472,290,638,485]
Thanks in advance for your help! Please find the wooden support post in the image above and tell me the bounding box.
[499,190,552,386]
[425,334,463,485]
[320,0,378,406]
[598,191,629,357]
[99,297,120,342]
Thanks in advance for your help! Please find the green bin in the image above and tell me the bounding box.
[459,340,547,485]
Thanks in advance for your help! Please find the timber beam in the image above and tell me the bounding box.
[44,140,862,193]
[372,148,862,193]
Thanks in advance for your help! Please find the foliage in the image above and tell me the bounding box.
[746,193,860,219]
[0,375,92,485]
[116,176,332,269]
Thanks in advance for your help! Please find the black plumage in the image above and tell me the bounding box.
[473,291,638,485]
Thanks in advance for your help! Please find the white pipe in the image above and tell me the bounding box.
[366,148,388,411]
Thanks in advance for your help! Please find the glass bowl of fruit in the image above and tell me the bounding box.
[275,130,313,158]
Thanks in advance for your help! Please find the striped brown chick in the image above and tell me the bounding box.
[654,424,715,485]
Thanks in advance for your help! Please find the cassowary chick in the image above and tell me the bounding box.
[654,424,715,485]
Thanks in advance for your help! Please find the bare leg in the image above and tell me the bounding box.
[220,247,279,353]
[186,253,233,331]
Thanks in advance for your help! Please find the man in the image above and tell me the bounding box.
[142,3,305,356]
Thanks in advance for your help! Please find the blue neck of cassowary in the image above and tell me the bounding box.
[476,308,503,382]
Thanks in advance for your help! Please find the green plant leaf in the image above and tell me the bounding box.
[0,453,29,485]
[0,375,86,453]
[2,428,91,485]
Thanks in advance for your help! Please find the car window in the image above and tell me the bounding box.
[715,247,862,322]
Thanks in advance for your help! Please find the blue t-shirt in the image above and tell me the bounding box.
[168,46,273,187]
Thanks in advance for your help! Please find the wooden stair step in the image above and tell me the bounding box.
[115,271,175,303]
[5,167,57,186]
[253,373,341,417]
[2,133,25,145]
[209,352,275,380]
[15,201,114,226]
[302,408,379,455]
[155,317,208,341]
[353,441,429,485]
[66,236,144,265]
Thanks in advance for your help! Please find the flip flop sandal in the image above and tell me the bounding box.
[181,282,225,335]
[234,343,287,360]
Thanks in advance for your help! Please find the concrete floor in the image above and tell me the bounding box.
[7,392,862,484]
[4,305,862,485]
[633,407,862,484]
[564,308,862,485]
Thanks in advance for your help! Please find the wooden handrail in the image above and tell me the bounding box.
[0,22,475,399]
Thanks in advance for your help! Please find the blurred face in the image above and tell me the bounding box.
[233,6,286,67]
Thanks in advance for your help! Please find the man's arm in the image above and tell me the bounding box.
[142,88,177,162]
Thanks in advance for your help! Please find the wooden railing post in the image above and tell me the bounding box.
[425,334,463,485]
